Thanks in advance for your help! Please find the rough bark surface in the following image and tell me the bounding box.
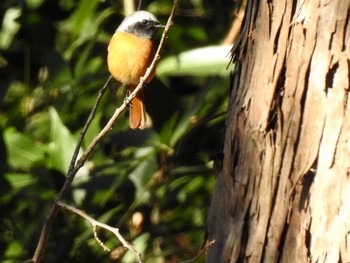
[206,0,350,262]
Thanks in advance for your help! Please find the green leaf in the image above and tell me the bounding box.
[4,127,45,169]
[69,0,100,36]
[60,3,114,60]
[0,7,21,49]
[157,45,234,77]
[169,90,206,147]
[122,233,150,263]
[47,107,87,177]
[3,240,23,262]
[26,0,45,9]
[4,172,36,189]
[129,147,157,202]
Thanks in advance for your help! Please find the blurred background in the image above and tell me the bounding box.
[0,0,240,262]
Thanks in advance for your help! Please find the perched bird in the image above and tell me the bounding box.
[107,11,165,129]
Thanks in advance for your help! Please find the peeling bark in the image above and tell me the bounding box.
[206,0,350,262]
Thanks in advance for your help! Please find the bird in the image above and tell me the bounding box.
[107,11,165,129]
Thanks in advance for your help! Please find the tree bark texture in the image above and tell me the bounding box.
[207,0,350,262]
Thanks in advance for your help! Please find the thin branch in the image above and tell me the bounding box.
[179,239,216,263]
[93,224,110,252]
[137,0,143,11]
[57,201,143,262]
[29,1,179,262]
[67,75,112,184]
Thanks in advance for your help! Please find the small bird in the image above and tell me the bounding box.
[107,11,165,129]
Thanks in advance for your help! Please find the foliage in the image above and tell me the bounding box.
[0,0,235,262]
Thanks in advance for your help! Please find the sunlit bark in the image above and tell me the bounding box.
[207,1,350,262]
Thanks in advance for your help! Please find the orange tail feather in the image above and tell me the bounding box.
[129,85,146,129]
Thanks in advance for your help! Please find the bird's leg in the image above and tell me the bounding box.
[123,82,147,106]
[124,86,133,107]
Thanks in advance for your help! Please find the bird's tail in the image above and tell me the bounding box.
[129,85,146,129]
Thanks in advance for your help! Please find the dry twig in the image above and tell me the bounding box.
[179,239,216,263]
[57,201,142,262]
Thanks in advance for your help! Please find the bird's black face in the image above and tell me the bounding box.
[128,19,164,39]
[117,11,165,40]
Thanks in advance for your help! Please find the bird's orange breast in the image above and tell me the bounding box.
[107,31,156,85]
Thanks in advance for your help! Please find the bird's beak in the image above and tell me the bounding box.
[155,23,166,29]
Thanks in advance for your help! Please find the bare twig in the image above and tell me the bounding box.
[92,224,110,252]
[29,1,179,262]
[137,0,143,11]
[57,201,143,262]
[67,75,112,190]
[179,239,216,263]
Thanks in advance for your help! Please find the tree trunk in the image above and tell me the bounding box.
[206,0,350,262]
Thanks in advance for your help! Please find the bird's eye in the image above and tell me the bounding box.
[141,19,149,25]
